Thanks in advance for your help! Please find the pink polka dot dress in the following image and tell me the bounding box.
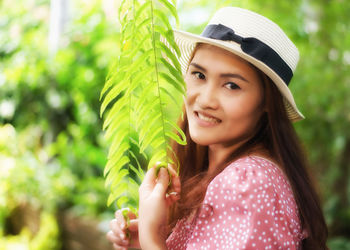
[166,156,306,249]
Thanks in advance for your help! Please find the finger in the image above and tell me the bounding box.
[167,164,181,192]
[126,210,137,220]
[154,167,169,195]
[167,164,178,177]
[166,191,180,206]
[167,177,180,197]
[107,231,129,246]
[107,230,118,243]
[169,192,180,201]
[141,167,156,189]
[128,218,138,232]
[110,219,126,240]
[113,243,127,250]
[119,208,137,228]
[171,175,181,193]
[114,210,127,230]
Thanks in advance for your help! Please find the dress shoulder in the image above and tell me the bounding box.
[208,155,293,197]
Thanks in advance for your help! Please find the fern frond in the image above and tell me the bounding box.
[101,0,186,210]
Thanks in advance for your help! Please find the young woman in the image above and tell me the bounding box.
[107,7,328,249]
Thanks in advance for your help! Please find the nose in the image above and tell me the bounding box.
[196,81,219,110]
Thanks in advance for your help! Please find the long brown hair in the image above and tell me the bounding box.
[168,51,328,249]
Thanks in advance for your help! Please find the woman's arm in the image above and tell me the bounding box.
[138,166,180,250]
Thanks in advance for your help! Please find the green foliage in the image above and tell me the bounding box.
[0,124,65,249]
[100,0,186,208]
[0,0,116,215]
[0,212,60,250]
[0,0,118,247]
[328,237,350,250]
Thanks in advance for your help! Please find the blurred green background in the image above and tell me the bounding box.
[0,0,349,249]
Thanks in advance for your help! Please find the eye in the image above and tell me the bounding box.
[192,71,206,80]
[225,82,241,90]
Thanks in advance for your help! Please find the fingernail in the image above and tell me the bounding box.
[120,233,125,239]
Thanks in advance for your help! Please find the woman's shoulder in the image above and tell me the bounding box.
[222,155,285,179]
[227,154,280,171]
[204,155,300,225]
[208,155,293,194]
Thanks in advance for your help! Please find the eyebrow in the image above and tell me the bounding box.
[189,62,249,83]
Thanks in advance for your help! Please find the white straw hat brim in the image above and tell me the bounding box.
[173,29,305,122]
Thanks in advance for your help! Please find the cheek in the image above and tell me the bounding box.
[224,92,264,125]
[184,81,197,106]
[184,93,194,117]
[184,91,191,109]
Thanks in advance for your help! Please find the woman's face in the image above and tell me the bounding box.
[185,44,265,147]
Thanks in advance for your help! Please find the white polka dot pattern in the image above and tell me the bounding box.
[166,156,304,250]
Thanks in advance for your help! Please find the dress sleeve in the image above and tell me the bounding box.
[186,157,302,250]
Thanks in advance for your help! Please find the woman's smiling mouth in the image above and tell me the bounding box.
[194,111,221,126]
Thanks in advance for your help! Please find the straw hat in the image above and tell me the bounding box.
[173,7,304,122]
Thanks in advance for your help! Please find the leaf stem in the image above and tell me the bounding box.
[150,0,168,166]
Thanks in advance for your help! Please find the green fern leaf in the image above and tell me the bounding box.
[101,0,186,210]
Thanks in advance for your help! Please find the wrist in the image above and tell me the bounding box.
[139,237,167,250]
[140,241,167,250]
[139,225,168,250]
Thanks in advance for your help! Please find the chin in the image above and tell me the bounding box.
[189,133,217,146]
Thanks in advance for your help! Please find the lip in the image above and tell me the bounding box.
[193,110,221,127]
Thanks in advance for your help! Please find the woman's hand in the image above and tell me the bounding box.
[138,164,181,250]
[106,208,140,250]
